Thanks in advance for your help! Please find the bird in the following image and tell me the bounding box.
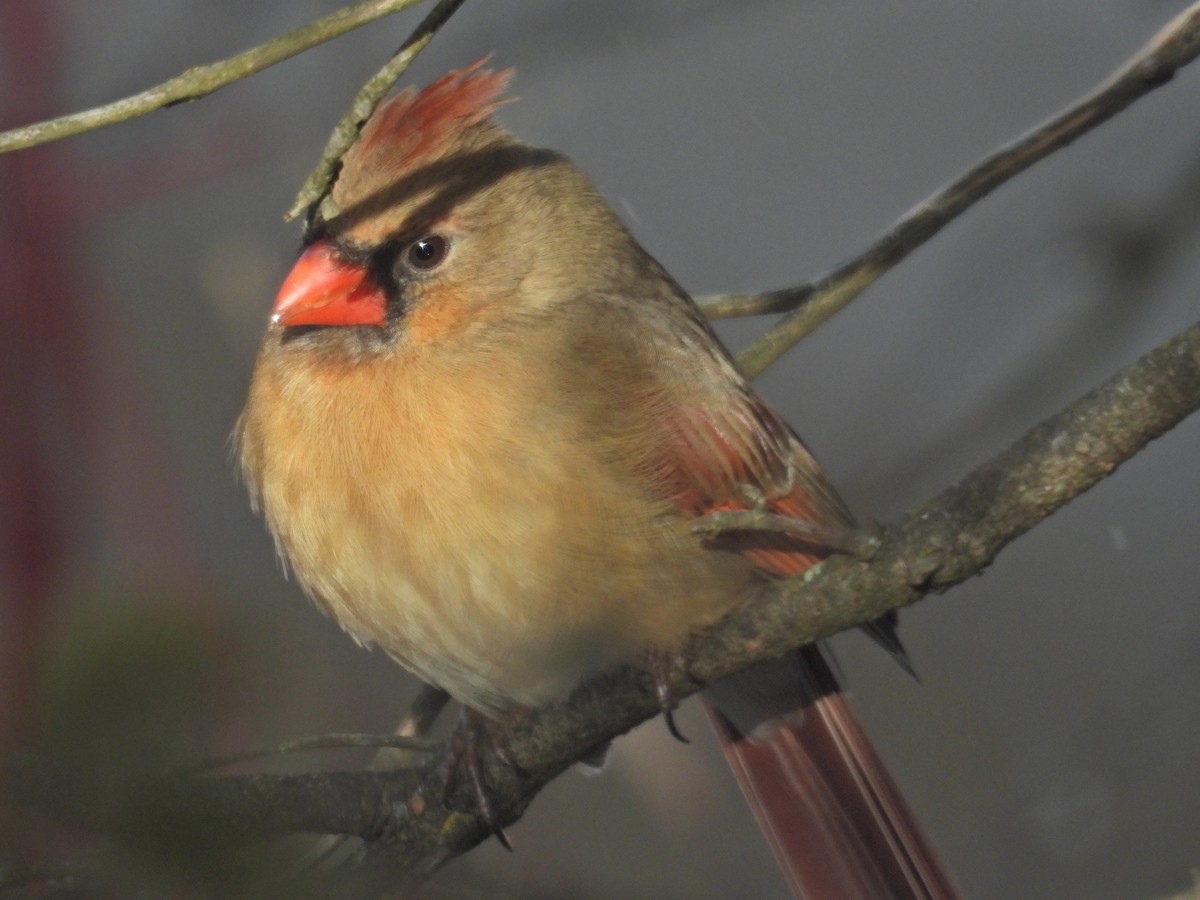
[237,60,960,898]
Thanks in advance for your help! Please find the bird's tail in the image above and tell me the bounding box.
[703,645,961,900]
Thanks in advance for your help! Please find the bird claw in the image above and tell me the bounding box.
[437,708,526,850]
[640,647,699,743]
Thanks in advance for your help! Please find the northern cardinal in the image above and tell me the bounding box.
[238,62,960,898]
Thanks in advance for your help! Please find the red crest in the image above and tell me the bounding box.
[353,58,513,173]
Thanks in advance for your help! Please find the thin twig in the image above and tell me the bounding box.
[702,1,1200,378]
[176,733,437,776]
[287,0,470,223]
[0,0,430,155]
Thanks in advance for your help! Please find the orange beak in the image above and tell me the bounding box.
[271,240,387,328]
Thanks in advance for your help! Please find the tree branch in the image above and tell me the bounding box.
[19,318,1198,893]
[697,1,1200,379]
[0,0,430,155]
[287,0,469,224]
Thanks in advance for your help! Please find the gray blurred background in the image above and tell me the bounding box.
[2,2,1198,897]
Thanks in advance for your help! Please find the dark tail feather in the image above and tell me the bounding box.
[703,645,961,900]
[861,610,921,682]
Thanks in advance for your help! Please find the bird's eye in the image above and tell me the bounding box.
[403,235,449,272]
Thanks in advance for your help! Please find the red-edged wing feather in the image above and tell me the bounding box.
[649,297,961,899]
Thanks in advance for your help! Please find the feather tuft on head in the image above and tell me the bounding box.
[349,58,513,177]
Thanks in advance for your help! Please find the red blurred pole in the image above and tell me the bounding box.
[0,3,93,738]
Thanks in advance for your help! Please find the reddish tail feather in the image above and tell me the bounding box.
[704,645,961,899]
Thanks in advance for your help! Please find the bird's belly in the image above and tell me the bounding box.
[283,495,679,712]
[248,349,750,714]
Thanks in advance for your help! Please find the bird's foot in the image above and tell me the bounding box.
[438,708,526,851]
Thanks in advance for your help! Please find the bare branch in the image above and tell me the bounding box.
[0,0,431,155]
[287,0,470,223]
[700,1,1200,378]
